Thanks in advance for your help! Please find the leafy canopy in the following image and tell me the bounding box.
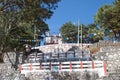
[0,0,61,51]
[59,22,101,43]
[94,0,120,33]
[60,22,77,43]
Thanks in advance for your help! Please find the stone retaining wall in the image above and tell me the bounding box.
[93,46,120,80]
[3,52,24,64]
[1,46,120,80]
[94,46,120,71]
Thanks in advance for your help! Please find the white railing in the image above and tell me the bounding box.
[28,50,91,62]
[19,61,106,77]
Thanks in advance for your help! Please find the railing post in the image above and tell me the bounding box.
[103,61,107,76]
[35,53,37,61]
[82,51,84,58]
[59,62,62,70]
[40,62,42,70]
[70,61,72,71]
[65,52,67,58]
[42,53,44,60]
[50,52,52,59]
[49,61,51,70]
[80,61,83,69]
[30,63,32,70]
[74,51,75,58]
[19,64,22,72]
[92,61,94,69]
[58,53,59,59]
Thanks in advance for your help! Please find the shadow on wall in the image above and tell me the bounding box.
[2,50,28,67]
[14,51,20,70]
[0,53,3,63]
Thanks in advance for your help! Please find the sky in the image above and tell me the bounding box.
[46,0,115,34]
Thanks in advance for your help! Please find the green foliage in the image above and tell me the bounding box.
[94,0,120,33]
[87,24,99,34]
[87,23,102,42]
[59,22,102,43]
[0,0,61,52]
[60,22,77,43]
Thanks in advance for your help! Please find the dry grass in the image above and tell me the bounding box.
[111,43,120,46]
[87,41,120,54]
[88,46,100,54]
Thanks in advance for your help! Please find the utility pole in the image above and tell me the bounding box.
[34,26,36,39]
[78,20,80,45]
[78,20,82,48]
[81,24,82,49]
